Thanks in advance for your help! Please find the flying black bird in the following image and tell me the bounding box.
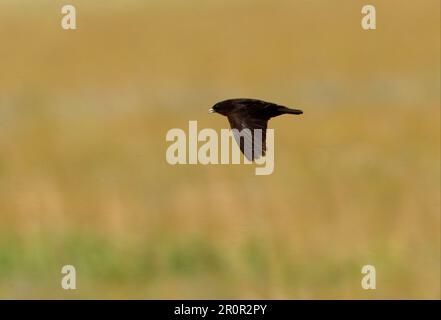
[209,98,303,160]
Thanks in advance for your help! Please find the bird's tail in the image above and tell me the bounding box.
[277,106,303,115]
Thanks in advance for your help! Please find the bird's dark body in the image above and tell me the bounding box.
[210,98,303,160]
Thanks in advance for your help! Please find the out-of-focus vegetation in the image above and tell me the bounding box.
[0,0,439,299]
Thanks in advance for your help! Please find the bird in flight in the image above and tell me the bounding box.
[209,98,303,161]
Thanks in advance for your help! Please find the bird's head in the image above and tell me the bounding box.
[208,100,233,116]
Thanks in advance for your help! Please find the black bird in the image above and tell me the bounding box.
[209,98,303,160]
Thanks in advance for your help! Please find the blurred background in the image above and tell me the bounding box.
[0,0,439,299]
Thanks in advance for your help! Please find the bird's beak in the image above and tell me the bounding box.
[208,108,215,113]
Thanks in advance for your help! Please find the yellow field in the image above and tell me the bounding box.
[0,0,439,299]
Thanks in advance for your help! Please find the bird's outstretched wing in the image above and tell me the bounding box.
[227,113,268,161]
